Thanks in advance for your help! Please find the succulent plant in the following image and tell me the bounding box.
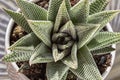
[2,0,120,80]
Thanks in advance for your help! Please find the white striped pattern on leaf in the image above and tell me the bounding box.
[90,46,115,55]
[3,43,42,62]
[90,0,111,15]
[53,0,70,33]
[16,0,47,20]
[76,24,100,49]
[46,61,69,80]
[28,20,53,47]
[88,10,120,31]
[9,32,40,51]
[29,43,54,65]
[4,9,32,33]
[88,32,120,50]
[62,43,78,69]
[2,50,33,62]
[48,0,71,22]
[70,0,89,23]
[65,0,71,11]
[70,46,102,80]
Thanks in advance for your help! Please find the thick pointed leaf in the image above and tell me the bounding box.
[62,43,78,69]
[3,43,45,62]
[60,21,76,39]
[76,24,100,49]
[48,0,71,21]
[2,50,33,62]
[91,46,115,55]
[88,10,120,30]
[88,32,120,50]
[90,0,111,15]
[4,9,32,33]
[28,20,53,47]
[30,43,54,65]
[52,44,69,62]
[70,46,102,80]
[53,0,70,32]
[9,46,34,51]
[9,32,40,51]
[70,0,89,23]
[16,0,47,20]
[65,0,71,11]
[46,61,69,80]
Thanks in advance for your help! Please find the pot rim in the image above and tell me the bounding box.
[5,0,116,79]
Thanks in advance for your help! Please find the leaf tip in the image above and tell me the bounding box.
[8,47,12,50]
[29,61,33,66]
[72,65,78,69]
[2,8,11,14]
[29,60,33,66]
[27,20,33,23]
[54,57,60,62]
[29,55,35,66]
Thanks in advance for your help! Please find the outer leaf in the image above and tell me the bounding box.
[46,61,69,80]
[28,20,53,47]
[2,43,43,62]
[2,50,33,62]
[70,46,102,80]
[88,10,120,31]
[90,0,111,15]
[62,43,78,69]
[9,47,34,51]
[90,46,115,55]
[70,0,89,23]
[16,0,47,20]
[76,24,100,49]
[48,0,71,21]
[88,32,120,50]
[53,0,70,32]
[9,32,40,51]
[4,9,32,33]
[52,44,69,62]
[60,21,76,39]
[29,43,54,65]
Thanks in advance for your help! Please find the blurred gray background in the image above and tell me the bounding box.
[0,0,120,80]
